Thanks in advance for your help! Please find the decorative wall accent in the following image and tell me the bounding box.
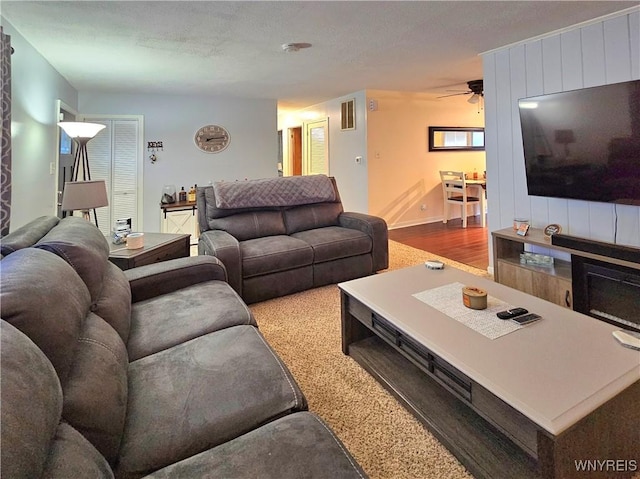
[0,26,11,236]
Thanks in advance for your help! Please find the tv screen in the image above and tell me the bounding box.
[518,80,640,205]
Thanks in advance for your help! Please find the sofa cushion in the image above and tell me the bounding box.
[209,210,286,241]
[0,215,60,256]
[35,216,111,303]
[292,226,372,263]
[283,202,342,234]
[44,423,114,479]
[63,313,128,464]
[146,412,367,479]
[241,235,313,277]
[117,325,306,477]
[0,248,89,384]
[93,263,132,344]
[127,280,256,361]
[1,321,115,479]
[1,248,129,465]
[1,321,64,479]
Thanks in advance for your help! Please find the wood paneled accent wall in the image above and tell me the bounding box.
[482,8,640,270]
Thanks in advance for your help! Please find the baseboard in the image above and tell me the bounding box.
[388,217,444,230]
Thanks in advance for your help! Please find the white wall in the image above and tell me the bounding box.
[366,91,485,228]
[80,92,278,232]
[278,90,369,213]
[483,8,640,266]
[3,18,77,230]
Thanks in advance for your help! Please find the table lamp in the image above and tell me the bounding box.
[61,180,108,227]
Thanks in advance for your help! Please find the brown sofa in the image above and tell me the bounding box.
[197,174,388,303]
[0,216,368,479]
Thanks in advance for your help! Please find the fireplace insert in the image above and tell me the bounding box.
[572,256,640,332]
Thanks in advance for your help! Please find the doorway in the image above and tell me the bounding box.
[80,115,144,236]
[56,100,77,218]
[289,126,302,175]
[304,119,328,175]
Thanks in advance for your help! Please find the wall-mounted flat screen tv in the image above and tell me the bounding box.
[518,79,640,205]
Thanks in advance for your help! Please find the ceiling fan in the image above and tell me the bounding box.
[438,79,484,104]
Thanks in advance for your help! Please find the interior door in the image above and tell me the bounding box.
[289,126,302,176]
[304,119,328,175]
[84,117,143,236]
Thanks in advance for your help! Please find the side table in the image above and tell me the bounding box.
[108,232,190,270]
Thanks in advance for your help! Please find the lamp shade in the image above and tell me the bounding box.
[61,180,109,211]
[57,122,106,140]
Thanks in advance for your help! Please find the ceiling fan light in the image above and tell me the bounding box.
[467,94,480,104]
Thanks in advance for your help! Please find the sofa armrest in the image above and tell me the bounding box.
[198,230,243,296]
[125,256,228,303]
[339,212,389,271]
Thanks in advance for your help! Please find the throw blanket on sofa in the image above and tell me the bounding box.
[213,174,336,209]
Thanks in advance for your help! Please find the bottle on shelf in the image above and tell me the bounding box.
[179,186,187,202]
[188,185,196,202]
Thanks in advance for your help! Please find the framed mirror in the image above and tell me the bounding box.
[428,127,485,151]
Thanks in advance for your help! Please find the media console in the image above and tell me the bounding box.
[492,228,640,331]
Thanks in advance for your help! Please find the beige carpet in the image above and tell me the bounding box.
[250,241,488,479]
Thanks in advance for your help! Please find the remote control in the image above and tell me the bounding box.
[510,313,542,325]
[612,330,640,351]
[496,307,528,319]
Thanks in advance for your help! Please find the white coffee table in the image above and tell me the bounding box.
[339,264,640,479]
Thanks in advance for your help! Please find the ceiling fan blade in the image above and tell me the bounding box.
[437,92,471,98]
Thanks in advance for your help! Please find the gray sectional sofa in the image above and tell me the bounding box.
[197,174,388,303]
[0,216,367,479]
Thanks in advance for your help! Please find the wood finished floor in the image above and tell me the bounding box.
[389,215,489,271]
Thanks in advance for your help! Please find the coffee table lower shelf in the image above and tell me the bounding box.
[348,336,540,479]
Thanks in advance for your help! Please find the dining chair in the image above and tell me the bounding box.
[439,170,482,228]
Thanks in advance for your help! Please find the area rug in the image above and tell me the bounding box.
[250,241,487,479]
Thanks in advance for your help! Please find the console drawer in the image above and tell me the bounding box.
[372,313,397,344]
[433,356,472,402]
[398,333,433,373]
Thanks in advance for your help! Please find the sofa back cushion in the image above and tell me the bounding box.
[35,217,111,303]
[1,249,89,384]
[1,320,64,479]
[0,215,60,256]
[34,217,132,342]
[1,321,114,479]
[0,248,129,465]
[283,202,343,234]
[210,211,287,241]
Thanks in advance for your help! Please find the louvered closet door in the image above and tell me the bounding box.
[87,119,140,236]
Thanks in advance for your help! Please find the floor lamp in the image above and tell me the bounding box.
[58,122,107,226]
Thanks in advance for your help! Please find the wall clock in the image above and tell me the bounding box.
[194,125,230,153]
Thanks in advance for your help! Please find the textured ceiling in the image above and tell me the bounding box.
[3,1,637,111]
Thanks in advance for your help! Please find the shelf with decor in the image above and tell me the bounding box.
[492,227,573,309]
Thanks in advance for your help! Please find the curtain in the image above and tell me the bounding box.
[0,26,11,236]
